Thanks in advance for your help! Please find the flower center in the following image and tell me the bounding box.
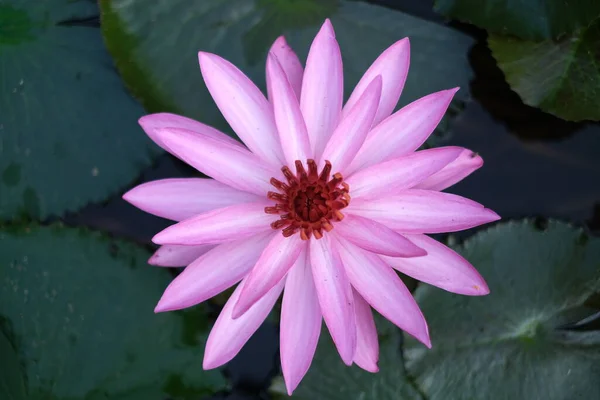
[265,160,350,240]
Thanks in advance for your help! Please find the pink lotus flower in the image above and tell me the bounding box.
[124,19,499,394]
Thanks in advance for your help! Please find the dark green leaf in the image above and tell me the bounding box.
[489,19,600,122]
[100,0,474,136]
[0,224,226,399]
[276,319,423,400]
[405,220,600,400]
[0,329,26,400]
[0,0,162,220]
[435,0,600,40]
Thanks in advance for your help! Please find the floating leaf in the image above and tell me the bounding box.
[405,220,600,399]
[0,225,226,399]
[0,329,26,400]
[0,0,161,220]
[100,0,474,136]
[435,0,600,40]
[488,22,600,121]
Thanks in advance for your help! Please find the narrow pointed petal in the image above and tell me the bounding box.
[352,290,379,373]
[203,278,284,369]
[153,127,276,195]
[310,235,356,365]
[199,52,284,165]
[280,249,322,395]
[123,178,263,221]
[347,88,459,175]
[153,202,275,245]
[300,19,343,159]
[382,234,489,296]
[415,149,484,191]
[334,214,426,257]
[233,235,306,318]
[320,76,382,174]
[149,244,215,267]
[139,112,243,153]
[267,36,303,101]
[154,232,273,312]
[335,236,430,347]
[347,147,463,200]
[343,38,410,127]
[267,53,312,166]
[346,189,500,234]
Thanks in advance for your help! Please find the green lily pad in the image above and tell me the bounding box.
[0,329,26,400]
[0,224,226,399]
[434,0,600,40]
[405,220,600,399]
[488,21,600,122]
[0,0,161,221]
[100,0,474,136]
[270,318,423,400]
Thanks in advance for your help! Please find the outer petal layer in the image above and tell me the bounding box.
[152,202,275,245]
[347,147,463,200]
[123,178,262,221]
[334,214,426,257]
[320,76,382,174]
[347,88,459,175]
[301,19,343,159]
[154,127,276,195]
[346,189,500,234]
[310,235,356,365]
[352,289,379,373]
[335,236,430,347]
[382,234,489,295]
[199,52,284,165]
[343,38,410,127]
[415,149,484,191]
[233,234,306,318]
[149,244,215,267]
[267,53,312,166]
[154,232,273,312]
[280,249,322,395]
[139,112,242,153]
[203,278,285,369]
[267,36,303,101]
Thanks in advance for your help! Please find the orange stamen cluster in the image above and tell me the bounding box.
[265,160,350,240]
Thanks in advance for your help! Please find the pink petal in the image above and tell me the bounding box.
[148,244,215,267]
[152,202,276,245]
[153,127,277,196]
[203,277,285,369]
[154,232,274,312]
[382,234,490,296]
[199,52,284,165]
[346,88,459,175]
[343,38,410,127]
[310,235,356,365]
[138,112,243,154]
[346,189,500,234]
[415,149,484,191]
[233,234,306,318]
[123,178,262,221]
[320,76,382,175]
[334,214,426,257]
[347,147,464,200]
[267,36,303,101]
[352,289,379,373]
[280,249,322,395]
[300,19,344,160]
[267,53,312,166]
[335,236,430,347]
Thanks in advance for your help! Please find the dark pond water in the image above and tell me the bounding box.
[62,1,600,399]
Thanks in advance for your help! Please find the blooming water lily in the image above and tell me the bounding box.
[124,19,499,395]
